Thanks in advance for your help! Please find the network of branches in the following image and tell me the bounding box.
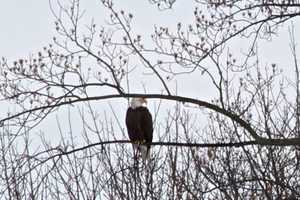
[0,0,300,199]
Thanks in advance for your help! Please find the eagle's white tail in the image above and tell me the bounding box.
[140,145,150,161]
[133,144,150,161]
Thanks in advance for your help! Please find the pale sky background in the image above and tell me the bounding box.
[1,0,300,146]
[1,0,298,73]
[0,1,53,58]
[0,0,194,58]
[1,0,298,79]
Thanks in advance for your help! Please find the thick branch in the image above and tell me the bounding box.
[0,93,261,140]
[3,93,300,145]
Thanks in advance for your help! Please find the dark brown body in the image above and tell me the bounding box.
[126,106,153,148]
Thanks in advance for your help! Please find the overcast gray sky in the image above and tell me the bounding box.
[0,0,191,58]
[0,1,54,58]
[2,0,298,71]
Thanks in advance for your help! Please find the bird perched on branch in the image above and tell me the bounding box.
[126,97,153,161]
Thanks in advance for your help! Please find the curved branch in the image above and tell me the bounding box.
[0,93,265,141]
[4,92,300,144]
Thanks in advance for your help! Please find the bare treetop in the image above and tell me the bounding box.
[0,0,300,199]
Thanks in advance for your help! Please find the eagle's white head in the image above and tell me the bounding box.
[130,97,147,109]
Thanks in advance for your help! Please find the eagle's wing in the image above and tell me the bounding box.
[126,107,143,141]
[140,107,153,144]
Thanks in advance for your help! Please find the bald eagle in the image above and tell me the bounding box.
[126,98,153,161]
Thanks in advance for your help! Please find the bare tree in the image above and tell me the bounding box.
[1,0,300,199]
